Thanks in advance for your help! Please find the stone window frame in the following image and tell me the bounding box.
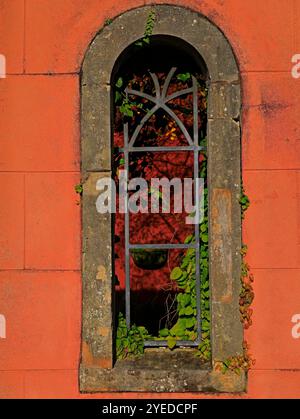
[80,5,245,393]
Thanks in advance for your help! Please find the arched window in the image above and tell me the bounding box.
[80,5,244,393]
[113,37,208,352]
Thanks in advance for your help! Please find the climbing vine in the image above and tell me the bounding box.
[214,341,255,375]
[135,9,156,47]
[240,244,254,329]
[155,138,209,352]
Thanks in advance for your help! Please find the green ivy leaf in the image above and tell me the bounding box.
[177,73,191,82]
[120,102,134,117]
[184,306,194,316]
[159,328,169,337]
[185,317,196,328]
[201,233,208,243]
[170,267,183,280]
[184,235,194,244]
[167,337,177,349]
[200,224,207,232]
[115,77,123,88]
[74,184,83,195]
[115,91,122,103]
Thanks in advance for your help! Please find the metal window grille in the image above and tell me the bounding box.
[119,67,206,347]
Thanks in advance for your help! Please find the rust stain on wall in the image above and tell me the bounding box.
[82,341,112,369]
[96,265,107,281]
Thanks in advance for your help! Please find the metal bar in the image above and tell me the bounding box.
[124,122,131,329]
[118,146,206,153]
[194,155,201,341]
[193,76,199,147]
[144,339,200,348]
[128,104,159,147]
[126,68,195,147]
[161,67,177,99]
[193,76,202,341]
[126,88,155,103]
[129,243,196,250]
[127,101,194,146]
[165,87,193,103]
[160,102,194,145]
[127,86,194,105]
[149,72,161,99]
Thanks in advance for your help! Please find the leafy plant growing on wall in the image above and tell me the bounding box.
[135,9,156,47]
[116,313,152,359]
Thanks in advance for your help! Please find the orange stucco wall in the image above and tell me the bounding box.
[0,0,299,399]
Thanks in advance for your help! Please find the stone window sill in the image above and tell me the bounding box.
[80,349,246,393]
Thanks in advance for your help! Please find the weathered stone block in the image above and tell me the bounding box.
[81,85,112,171]
[82,172,113,368]
[208,82,241,119]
